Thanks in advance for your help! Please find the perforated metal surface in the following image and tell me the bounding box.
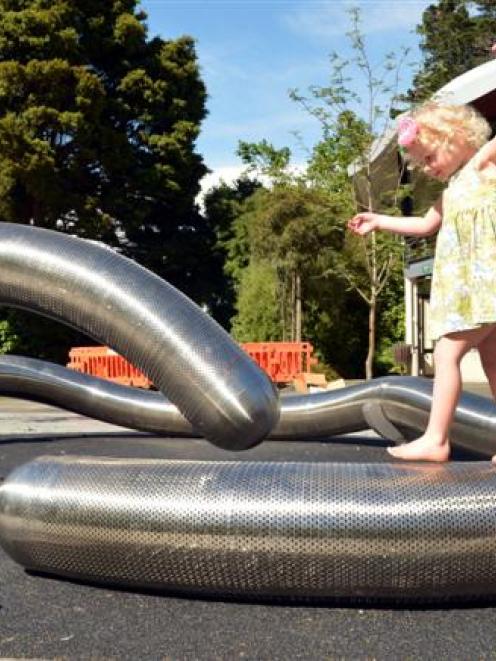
[1,357,496,456]
[0,223,279,449]
[2,223,496,603]
[2,456,496,601]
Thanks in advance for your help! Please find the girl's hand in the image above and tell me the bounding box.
[347,212,380,236]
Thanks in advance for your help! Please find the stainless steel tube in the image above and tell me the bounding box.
[2,455,496,601]
[3,222,496,602]
[0,223,279,449]
[1,356,495,455]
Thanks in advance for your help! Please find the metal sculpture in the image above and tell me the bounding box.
[1,223,496,601]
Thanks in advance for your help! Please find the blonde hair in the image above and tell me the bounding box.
[405,101,491,161]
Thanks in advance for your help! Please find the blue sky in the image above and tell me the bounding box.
[141,0,432,191]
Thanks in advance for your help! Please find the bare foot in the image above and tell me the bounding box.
[492,455,496,465]
[387,435,450,462]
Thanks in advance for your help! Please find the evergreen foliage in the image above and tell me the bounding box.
[202,177,262,329]
[408,0,496,102]
[228,184,344,330]
[231,260,281,342]
[0,0,208,358]
[217,150,369,374]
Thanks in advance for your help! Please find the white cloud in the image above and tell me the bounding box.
[197,162,306,207]
[199,165,249,198]
[282,0,432,39]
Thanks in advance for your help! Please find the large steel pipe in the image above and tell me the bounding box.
[2,455,496,601]
[3,223,496,602]
[0,223,279,449]
[1,356,495,455]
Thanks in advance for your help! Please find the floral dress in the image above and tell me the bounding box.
[429,159,496,340]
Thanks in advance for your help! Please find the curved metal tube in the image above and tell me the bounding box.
[2,222,496,602]
[0,356,495,455]
[3,455,496,601]
[0,223,279,450]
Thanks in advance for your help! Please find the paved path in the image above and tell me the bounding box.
[1,397,496,659]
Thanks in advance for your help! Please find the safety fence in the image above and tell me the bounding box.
[67,342,317,388]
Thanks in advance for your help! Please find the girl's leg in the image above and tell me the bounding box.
[388,324,496,461]
[476,326,496,463]
[478,325,496,398]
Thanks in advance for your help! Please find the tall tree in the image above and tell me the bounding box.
[235,139,348,343]
[224,170,345,341]
[408,0,496,102]
[222,174,368,376]
[291,7,409,379]
[202,176,262,329]
[0,0,209,359]
[231,259,281,342]
[0,0,207,264]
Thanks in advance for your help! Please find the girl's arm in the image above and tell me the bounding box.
[475,135,496,170]
[348,197,442,237]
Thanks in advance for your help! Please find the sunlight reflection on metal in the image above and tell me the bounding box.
[0,356,495,455]
[2,223,496,602]
[2,457,496,601]
[0,223,279,449]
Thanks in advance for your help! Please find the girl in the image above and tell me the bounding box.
[348,102,496,462]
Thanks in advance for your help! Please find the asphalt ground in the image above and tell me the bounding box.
[1,394,496,659]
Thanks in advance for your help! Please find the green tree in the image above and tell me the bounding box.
[408,0,496,102]
[291,7,409,379]
[374,263,406,373]
[235,139,350,341]
[0,0,208,358]
[225,173,346,343]
[238,139,291,184]
[0,309,90,363]
[231,260,281,342]
[223,175,368,376]
[202,177,262,329]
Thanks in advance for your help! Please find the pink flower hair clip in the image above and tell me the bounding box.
[397,116,419,148]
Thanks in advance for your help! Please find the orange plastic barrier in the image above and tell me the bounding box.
[241,342,317,384]
[67,342,317,388]
[67,346,153,389]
